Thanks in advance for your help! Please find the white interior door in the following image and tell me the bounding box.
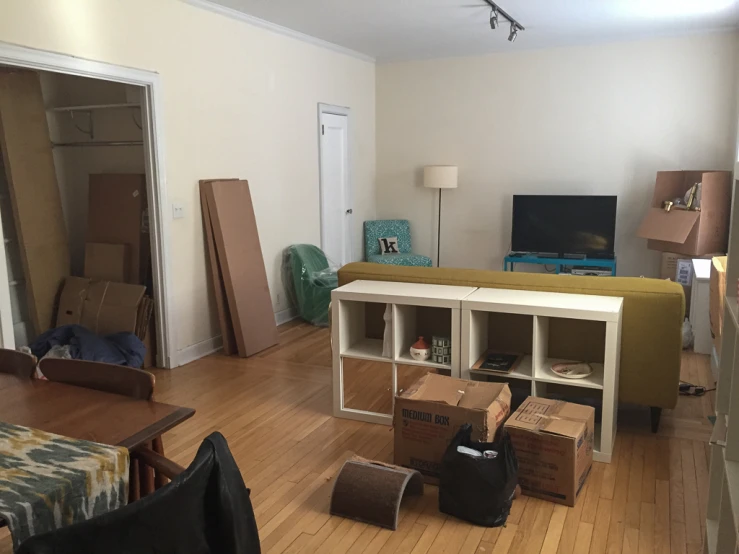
[319,111,351,266]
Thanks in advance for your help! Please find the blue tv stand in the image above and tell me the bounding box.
[504,253,617,276]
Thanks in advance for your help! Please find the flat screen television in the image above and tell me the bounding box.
[511,195,617,257]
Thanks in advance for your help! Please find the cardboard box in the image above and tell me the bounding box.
[394,373,511,483]
[84,242,130,283]
[504,397,594,507]
[57,277,145,337]
[711,256,728,352]
[660,252,723,317]
[637,170,731,256]
[87,174,150,285]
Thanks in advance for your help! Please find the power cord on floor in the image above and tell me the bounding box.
[679,381,715,397]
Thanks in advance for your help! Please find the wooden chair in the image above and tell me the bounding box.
[37,358,168,501]
[0,348,37,379]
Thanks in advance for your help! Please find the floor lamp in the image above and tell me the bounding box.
[423,165,458,267]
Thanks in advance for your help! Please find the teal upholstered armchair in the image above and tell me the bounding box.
[363,220,432,267]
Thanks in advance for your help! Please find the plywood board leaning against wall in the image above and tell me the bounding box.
[203,179,278,357]
[199,179,237,356]
[0,69,70,335]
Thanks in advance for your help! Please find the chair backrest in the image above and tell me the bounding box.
[0,348,37,379]
[17,433,261,554]
[289,244,329,273]
[364,220,412,258]
[38,358,155,400]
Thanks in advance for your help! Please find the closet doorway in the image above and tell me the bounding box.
[0,43,174,368]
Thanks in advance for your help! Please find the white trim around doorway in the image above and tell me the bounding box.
[0,41,176,368]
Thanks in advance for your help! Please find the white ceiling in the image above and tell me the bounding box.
[204,0,739,62]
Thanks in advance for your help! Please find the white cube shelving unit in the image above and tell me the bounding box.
[460,288,623,463]
[331,280,477,425]
[704,171,739,554]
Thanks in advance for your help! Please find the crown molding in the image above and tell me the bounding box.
[182,0,375,63]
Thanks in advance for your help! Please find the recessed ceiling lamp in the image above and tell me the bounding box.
[483,0,524,43]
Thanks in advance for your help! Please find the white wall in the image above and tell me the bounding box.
[377,32,738,277]
[0,0,376,358]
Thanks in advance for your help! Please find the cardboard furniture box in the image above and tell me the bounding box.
[660,252,722,317]
[394,373,511,484]
[637,170,732,256]
[711,256,728,353]
[87,174,150,285]
[57,276,152,344]
[504,396,595,507]
[84,242,130,283]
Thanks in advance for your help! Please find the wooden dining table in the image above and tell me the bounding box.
[0,373,195,449]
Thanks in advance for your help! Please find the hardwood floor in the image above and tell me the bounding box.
[0,320,714,553]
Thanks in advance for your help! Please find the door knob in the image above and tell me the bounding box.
[346,209,353,214]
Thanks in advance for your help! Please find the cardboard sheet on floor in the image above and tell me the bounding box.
[204,180,278,357]
[199,180,237,356]
[0,69,70,335]
[84,242,130,283]
[87,174,149,285]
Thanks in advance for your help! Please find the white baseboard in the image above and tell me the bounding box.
[176,335,224,367]
[275,307,299,326]
[173,309,298,367]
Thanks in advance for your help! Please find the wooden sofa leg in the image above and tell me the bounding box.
[650,407,662,434]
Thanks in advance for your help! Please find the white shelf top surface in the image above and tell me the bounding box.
[463,287,623,320]
[333,280,477,303]
[692,258,711,281]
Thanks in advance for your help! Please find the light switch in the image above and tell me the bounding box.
[172,201,185,220]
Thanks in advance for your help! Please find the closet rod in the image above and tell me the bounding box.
[52,141,144,148]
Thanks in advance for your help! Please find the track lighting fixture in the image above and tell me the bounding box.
[508,23,518,42]
[482,0,524,43]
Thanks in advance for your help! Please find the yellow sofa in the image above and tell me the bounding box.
[338,262,685,429]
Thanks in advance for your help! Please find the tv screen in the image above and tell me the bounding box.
[511,195,617,256]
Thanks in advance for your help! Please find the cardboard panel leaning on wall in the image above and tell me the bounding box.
[204,180,278,357]
[0,69,70,335]
[199,179,237,356]
[87,174,150,286]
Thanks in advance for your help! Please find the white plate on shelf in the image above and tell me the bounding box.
[550,362,593,379]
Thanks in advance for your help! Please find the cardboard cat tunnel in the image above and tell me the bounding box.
[330,456,424,530]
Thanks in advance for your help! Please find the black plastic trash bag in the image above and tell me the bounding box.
[438,423,518,527]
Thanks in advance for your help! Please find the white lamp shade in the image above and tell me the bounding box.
[424,166,458,189]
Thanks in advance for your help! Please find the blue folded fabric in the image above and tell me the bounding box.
[30,325,146,368]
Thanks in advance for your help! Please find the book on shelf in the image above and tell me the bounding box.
[471,351,523,374]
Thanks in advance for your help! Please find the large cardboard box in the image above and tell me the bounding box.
[711,256,728,353]
[637,170,731,256]
[504,397,595,507]
[394,373,511,483]
[57,277,146,337]
[660,252,722,317]
[87,174,150,285]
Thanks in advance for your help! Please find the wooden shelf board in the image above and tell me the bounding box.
[534,359,604,390]
[726,296,739,330]
[48,102,141,112]
[395,352,452,370]
[341,339,389,363]
[725,458,739,532]
[469,354,533,381]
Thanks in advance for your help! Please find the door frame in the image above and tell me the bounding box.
[317,103,353,265]
[0,41,176,368]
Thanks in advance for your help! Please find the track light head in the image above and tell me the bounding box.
[489,7,498,29]
[508,23,518,42]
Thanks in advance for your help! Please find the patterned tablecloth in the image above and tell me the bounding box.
[0,421,129,550]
